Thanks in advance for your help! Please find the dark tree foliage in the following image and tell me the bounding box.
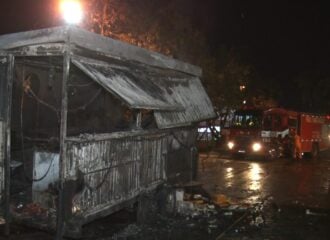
[292,70,330,114]
[82,0,277,116]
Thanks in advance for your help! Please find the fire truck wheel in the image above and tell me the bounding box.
[311,143,320,160]
[231,153,245,160]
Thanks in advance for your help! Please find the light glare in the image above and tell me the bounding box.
[60,0,83,24]
[227,141,234,149]
[252,142,262,152]
[249,163,262,191]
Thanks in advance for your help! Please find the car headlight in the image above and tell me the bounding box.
[252,142,262,152]
[227,141,235,150]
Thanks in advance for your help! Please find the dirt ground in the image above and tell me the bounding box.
[1,151,330,239]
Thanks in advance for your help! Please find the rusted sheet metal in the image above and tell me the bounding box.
[65,132,167,219]
[72,56,215,127]
[0,121,4,199]
[0,26,202,77]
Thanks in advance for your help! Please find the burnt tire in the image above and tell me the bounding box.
[311,143,320,160]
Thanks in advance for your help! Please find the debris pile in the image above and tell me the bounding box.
[113,224,141,239]
[12,200,57,226]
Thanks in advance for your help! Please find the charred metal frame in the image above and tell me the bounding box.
[3,54,14,235]
[56,49,71,239]
[0,27,216,239]
[0,53,13,235]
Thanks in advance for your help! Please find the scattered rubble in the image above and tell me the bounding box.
[112,224,141,239]
[305,209,327,216]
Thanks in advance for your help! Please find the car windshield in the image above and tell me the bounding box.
[231,110,262,128]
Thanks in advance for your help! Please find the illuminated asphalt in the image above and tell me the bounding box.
[198,151,330,239]
[198,152,330,209]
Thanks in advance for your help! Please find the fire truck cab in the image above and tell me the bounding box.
[222,107,330,159]
[221,108,270,158]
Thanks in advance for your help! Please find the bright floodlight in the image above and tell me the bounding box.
[60,0,83,24]
[252,142,262,152]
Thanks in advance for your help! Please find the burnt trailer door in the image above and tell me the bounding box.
[0,54,13,230]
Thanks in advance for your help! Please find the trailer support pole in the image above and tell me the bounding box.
[56,51,70,240]
[4,54,14,236]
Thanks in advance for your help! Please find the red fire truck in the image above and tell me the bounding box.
[221,107,330,159]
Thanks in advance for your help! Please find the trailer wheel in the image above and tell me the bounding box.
[311,143,319,160]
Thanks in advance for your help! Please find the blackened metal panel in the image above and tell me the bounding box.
[0,27,69,50]
[10,44,65,57]
[167,129,198,183]
[154,77,216,128]
[68,27,202,77]
[71,57,179,111]
[140,136,167,187]
[57,52,70,238]
[0,57,8,118]
[65,132,167,222]
[0,56,9,203]
[0,26,202,77]
[0,54,14,235]
[0,121,4,199]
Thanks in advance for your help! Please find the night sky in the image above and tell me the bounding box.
[1,0,329,104]
[194,0,330,77]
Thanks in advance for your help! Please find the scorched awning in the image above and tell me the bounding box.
[72,56,216,129]
[72,56,180,111]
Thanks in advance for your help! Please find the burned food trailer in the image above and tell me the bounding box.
[0,26,216,237]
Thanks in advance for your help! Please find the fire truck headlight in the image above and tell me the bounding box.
[252,142,262,152]
[227,141,235,150]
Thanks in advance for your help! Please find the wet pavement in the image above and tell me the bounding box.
[198,152,330,209]
[1,152,330,239]
[197,151,330,239]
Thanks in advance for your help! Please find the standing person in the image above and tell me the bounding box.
[294,132,302,160]
[276,135,284,157]
[288,129,296,160]
[282,134,291,157]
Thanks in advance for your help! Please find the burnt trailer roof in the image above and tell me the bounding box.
[0,26,201,76]
[0,26,216,128]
